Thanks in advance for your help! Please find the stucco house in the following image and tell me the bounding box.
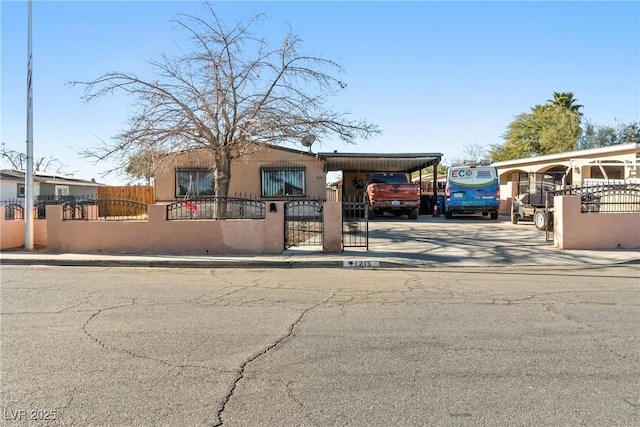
[153,145,444,205]
[491,142,640,214]
[154,144,327,202]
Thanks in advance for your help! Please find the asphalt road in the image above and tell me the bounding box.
[1,265,638,426]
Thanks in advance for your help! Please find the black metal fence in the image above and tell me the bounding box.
[167,197,266,220]
[3,196,150,221]
[284,200,324,247]
[62,199,149,221]
[548,183,640,214]
[342,196,368,249]
[2,200,26,220]
[2,198,52,220]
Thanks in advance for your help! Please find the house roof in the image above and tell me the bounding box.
[491,142,640,169]
[318,152,443,173]
[0,169,101,187]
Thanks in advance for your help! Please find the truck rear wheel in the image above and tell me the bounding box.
[409,208,419,220]
[367,208,375,220]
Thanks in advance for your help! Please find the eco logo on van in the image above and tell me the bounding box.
[449,168,497,187]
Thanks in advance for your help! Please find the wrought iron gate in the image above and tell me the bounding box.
[342,196,369,249]
[284,200,324,247]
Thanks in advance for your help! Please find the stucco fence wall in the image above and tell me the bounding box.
[554,195,640,249]
[44,202,343,255]
[0,207,47,250]
[499,182,517,216]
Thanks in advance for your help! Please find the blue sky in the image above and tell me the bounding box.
[1,1,639,184]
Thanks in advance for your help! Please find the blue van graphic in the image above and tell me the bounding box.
[445,165,500,219]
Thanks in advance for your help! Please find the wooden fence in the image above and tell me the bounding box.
[97,186,155,217]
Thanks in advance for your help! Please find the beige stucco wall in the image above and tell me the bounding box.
[154,146,327,202]
[34,219,47,246]
[46,203,285,255]
[1,207,24,250]
[498,182,516,215]
[554,196,640,249]
[0,207,47,250]
[322,202,342,253]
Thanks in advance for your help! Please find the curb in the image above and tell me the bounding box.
[2,256,638,269]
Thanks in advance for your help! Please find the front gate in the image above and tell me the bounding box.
[342,196,369,249]
[284,200,324,248]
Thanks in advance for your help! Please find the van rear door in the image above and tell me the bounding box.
[447,166,497,206]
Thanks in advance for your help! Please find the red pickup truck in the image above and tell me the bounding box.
[364,173,421,220]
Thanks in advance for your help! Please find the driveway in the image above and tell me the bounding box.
[344,214,635,267]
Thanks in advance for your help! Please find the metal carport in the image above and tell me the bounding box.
[318,151,443,207]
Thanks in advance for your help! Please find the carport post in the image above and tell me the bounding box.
[432,162,438,201]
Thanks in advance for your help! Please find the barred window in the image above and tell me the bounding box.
[176,169,214,197]
[261,167,305,197]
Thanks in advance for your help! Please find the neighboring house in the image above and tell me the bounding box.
[1,170,40,200]
[491,142,640,214]
[0,169,101,201]
[154,145,327,202]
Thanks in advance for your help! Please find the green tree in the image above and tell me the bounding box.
[537,105,582,154]
[547,91,583,115]
[411,164,447,182]
[578,120,640,149]
[72,5,380,197]
[620,122,640,143]
[490,94,582,162]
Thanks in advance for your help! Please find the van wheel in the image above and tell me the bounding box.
[445,210,452,219]
[490,211,498,220]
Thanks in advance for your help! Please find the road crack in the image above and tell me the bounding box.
[82,302,234,373]
[213,293,336,427]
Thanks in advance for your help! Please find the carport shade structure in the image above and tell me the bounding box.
[318,151,443,200]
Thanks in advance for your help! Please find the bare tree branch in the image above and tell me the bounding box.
[1,142,71,174]
[70,4,380,196]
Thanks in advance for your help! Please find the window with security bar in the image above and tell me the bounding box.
[176,169,214,197]
[261,167,305,197]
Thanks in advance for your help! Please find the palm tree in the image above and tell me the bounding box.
[547,92,584,115]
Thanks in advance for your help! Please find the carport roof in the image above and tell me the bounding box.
[318,152,442,173]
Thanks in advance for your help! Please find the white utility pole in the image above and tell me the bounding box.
[25,0,34,250]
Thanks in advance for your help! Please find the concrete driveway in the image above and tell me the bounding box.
[342,214,637,267]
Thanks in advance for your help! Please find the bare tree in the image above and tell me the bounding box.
[71,4,380,197]
[125,147,168,185]
[1,142,69,173]
[446,143,489,166]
